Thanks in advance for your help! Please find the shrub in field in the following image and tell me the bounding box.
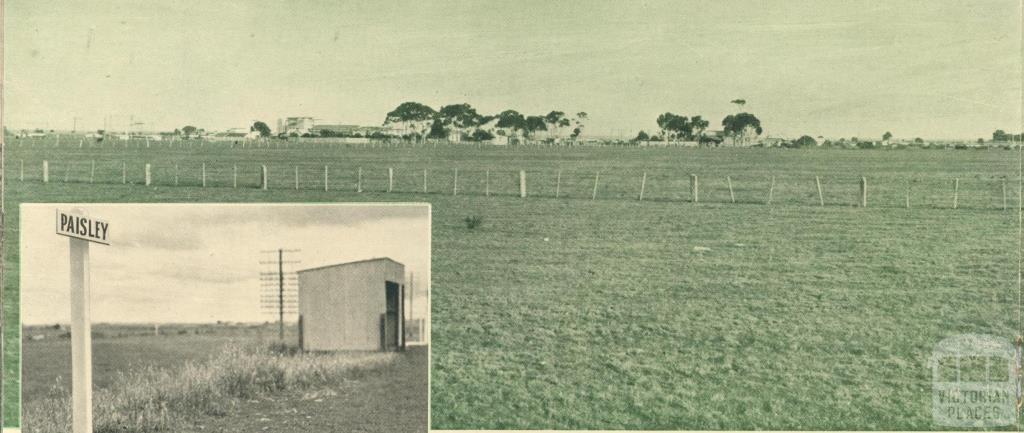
[23,344,396,433]
[464,215,483,229]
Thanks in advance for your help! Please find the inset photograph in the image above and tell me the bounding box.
[20,203,429,433]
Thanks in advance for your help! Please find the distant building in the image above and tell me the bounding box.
[278,117,315,136]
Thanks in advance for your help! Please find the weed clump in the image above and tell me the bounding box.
[464,215,483,229]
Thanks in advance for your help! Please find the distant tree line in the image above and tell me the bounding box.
[383,102,588,143]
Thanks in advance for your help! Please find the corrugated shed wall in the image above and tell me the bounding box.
[298,259,405,351]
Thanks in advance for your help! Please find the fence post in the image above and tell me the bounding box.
[145,163,151,186]
[64,164,70,183]
[905,179,911,209]
[727,176,735,203]
[691,174,699,203]
[815,176,824,206]
[639,172,647,201]
[89,161,94,184]
[41,161,49,184]
[952,178,959,209]
[388,168,394,193]
[485,170,490,196]
[592,172,600,200]
[174,164,179,186]
[324,165,329,191]
[453,169,459,196]
[202,163,206,188]
[122,161,126,185]
[767,176,775,205]
[295,166,299,190]
[555,170,561,198]
[1003,177,1008,210]
[860,176,867,207]
[20,160,24,182]
[423,169,427,193]
[233,165,238,188]
[357,167,362,193]
[520,170,526,198]
[261,165,268,190]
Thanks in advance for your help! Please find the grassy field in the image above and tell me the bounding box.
[4,139,1021,429]
[21,323,427,433]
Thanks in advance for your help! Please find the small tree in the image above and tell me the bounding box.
[524,115,548,138]
[251,121,272,137]
[721,113,762,146]
[182,125,197,137]
[882,131,893,142]
[793,135,817,147]
[914,137,924,144]
[635,130,650,141]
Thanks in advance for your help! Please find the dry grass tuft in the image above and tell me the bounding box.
[24,343,396,433]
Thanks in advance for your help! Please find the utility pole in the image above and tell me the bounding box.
[259,249,300,342]
[278,249,284,340]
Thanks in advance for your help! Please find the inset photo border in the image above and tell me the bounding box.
[19,203,429,433]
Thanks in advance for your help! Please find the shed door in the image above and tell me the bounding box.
[384,281,400,351]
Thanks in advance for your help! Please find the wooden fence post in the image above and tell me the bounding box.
[261,165,269,190]
[20,160,24,182]
[815,176,824,206]
[555,170,561,198]
[388,168,394,193]
[90,161,94,184]
[767,176,775,205]
[453,169,459,196]
[295,166,299,190]
[423,169,427,193]
[145,163,151,186]
[691,174,699,203]
[905,179,911,209]
[592,172,600,200]
[639,172,647,201]
[860,176,867,207]
[952,178,959,209]
[357,167,362,192]
[174,164,179,186]
[202,163,206,188]
[485,170,490,196]
[1003,177,1008,210]
[324,165,329,191]
[727,176,735,203]
[519,170,527,198]
[233,165,237,188]
[122,161,126,185]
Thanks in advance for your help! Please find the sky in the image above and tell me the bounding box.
[4,0,1022,139]
[20,203,431,325]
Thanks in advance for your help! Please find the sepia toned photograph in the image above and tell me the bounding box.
[19,204,429,433]
[1,0,1022,432]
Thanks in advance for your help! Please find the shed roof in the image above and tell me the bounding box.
[297,257,403,274]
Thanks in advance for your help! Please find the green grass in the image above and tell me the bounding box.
[4,139,1021,429]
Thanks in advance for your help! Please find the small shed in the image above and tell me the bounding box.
[297,257,405,352]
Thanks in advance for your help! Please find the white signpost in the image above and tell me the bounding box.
[55,209,110,433]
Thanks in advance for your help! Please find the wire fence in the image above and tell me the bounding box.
[9,158,1020,210]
